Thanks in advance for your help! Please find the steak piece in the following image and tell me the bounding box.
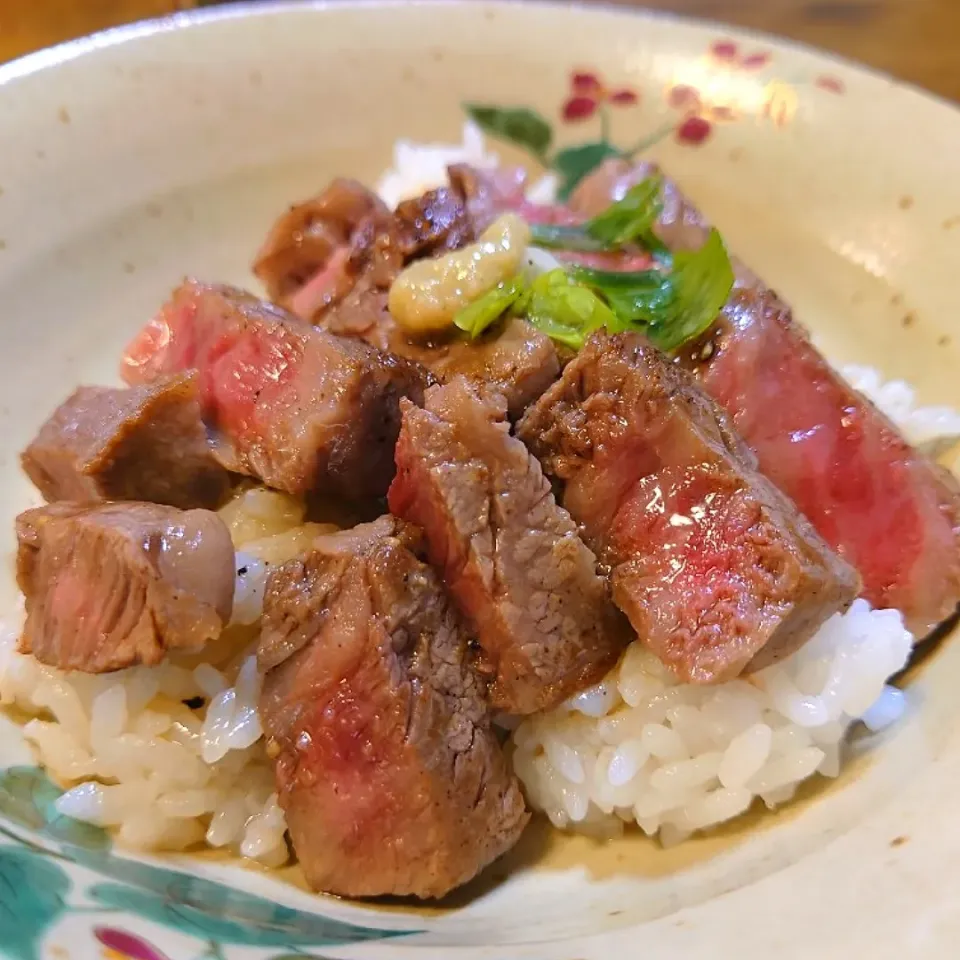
[686,288,960,638]
[253,178,389,308]
[254,177,558,417]
[570,159,960,637]
[254,179,474,325]
[389,377,627,713]
[418,318,559,419]
[263,181,404,328]
[120,281,426,501]
[21,373,229,510]
[447,163,530,233]
[259,516,528,899]
[332,313,559,420]
[16,501,234,673]
[393,185,476,258]
[518,333,860,684]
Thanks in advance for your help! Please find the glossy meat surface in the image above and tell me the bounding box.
[17,501,234,673]
[258,517,528,898]
[345,314,559,420]
[121,280,426,500]
[519,333,860,683]
[389,377,627,713]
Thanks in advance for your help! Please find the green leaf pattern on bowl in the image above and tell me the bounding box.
[0,766,417,960]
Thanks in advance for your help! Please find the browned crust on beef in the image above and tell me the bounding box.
[518,333,860,683]
[389,377,628,712]
[258,517,528,899]
[21,372,229,510]
[16,501,234,673]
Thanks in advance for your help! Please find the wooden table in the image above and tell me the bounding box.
[1,0,958,103]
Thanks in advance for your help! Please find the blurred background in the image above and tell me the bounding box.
[0,0,957,101]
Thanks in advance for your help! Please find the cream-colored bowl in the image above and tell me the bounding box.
[1,3,958,958]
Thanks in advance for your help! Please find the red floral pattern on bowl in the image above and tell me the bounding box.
[816,74,846,94]
[563,70,639,121]
[554,41,845,151]
[710,40,772,71]
[466,40,850,197]
[95,927,173,960]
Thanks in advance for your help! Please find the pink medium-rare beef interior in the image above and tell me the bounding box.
[120,280,427,501]
[258,517,529,899]
[388,376,628,714]
[518,332,860,683]
[16,501,235,673]
[684,286,960,638]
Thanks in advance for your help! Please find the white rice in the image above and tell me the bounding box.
[843,363,960,452]
[375,120,499,208]
[513,601,913,842]
[0,487,314,864]
[0,619,287,862]
[375,120,559,208]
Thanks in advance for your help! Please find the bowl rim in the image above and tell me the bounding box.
[1,0,958,118]
[1,4,960,956]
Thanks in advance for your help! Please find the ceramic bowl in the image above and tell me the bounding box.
[1,3,958,958]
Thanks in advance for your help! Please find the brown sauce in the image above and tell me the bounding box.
[184,740,875,918]
[897,608,959,684]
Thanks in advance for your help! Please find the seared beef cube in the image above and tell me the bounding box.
[16,502,234,673]
[325,307,559,418]
[253,179,472,326]
[253,179,474,308]
[569,159,960,637]
[325,307,559,420]
[389,378,627,714]
[685,286,960,638]
[518,333,860,684]
[120,281,426,501]
[252,178,389,307]
[21,373,229,510]
[253,176,558,417]
[265,182,404,328]
[259,517,528,899]
[389,318,559,420]
[447,163,530,233]
[393,185,476,257]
